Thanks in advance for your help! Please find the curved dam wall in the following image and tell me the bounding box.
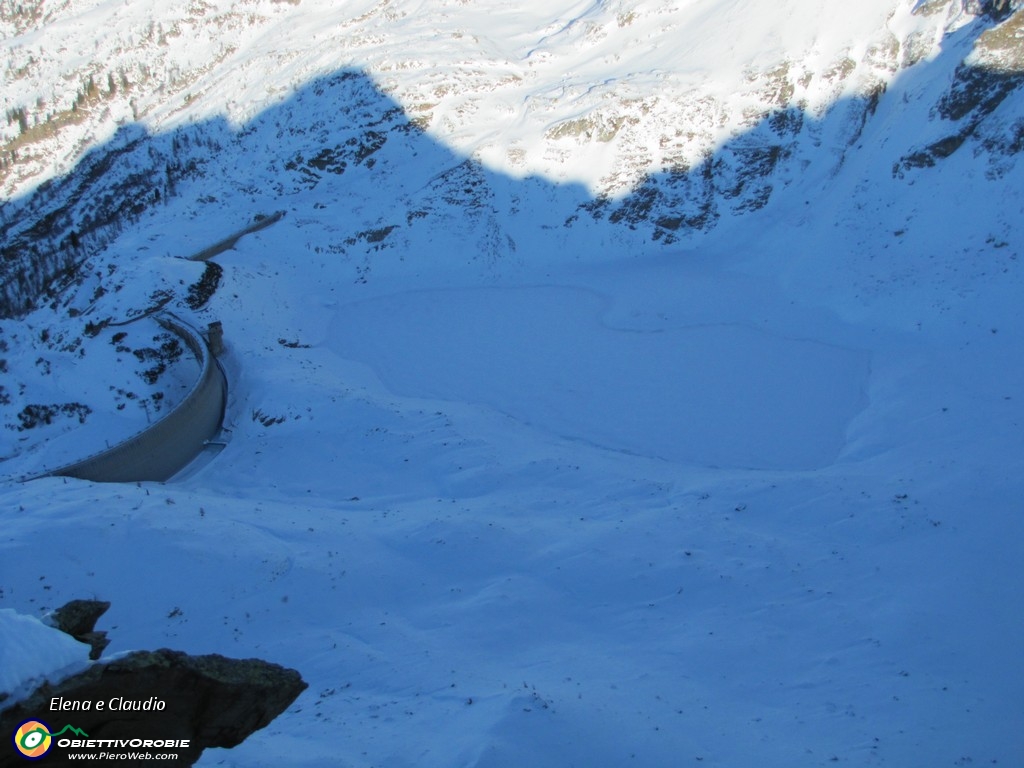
[47,314,226,483]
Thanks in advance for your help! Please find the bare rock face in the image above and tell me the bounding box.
[963,0,1021,22]
[895,8,1024,175]
[47,599,111,660]
[0,601,307,767]
[0,650,307,766]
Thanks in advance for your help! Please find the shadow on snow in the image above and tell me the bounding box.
[0,7,1020,319]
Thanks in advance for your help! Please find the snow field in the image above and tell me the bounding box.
[2,1,1023,766]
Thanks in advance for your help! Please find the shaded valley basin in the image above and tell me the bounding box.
[328,286,870,470]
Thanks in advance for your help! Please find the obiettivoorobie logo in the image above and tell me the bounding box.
[12,720,88,760]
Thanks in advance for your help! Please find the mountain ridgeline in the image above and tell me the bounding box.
[0,1,1022,319]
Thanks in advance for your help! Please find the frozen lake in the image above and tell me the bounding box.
[328,285,870,470]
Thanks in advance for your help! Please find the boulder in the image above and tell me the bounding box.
[0,601,306,767]
[46,599,111,660]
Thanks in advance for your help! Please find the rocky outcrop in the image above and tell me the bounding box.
[0,601,307,767]
[896,9,1024,176]
[963,0,1022,22]
[1,651,307,767]
[47,599,111,661]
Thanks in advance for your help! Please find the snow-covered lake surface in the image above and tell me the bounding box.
[329,279,870,470]
[4,240,1021,765]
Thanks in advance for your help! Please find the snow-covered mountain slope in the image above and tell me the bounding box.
[2,0,1022,316]
[0,0,947,197]
[2,1,1023,766]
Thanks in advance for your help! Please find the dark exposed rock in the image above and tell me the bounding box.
[15,402,92,431]
[185,261,223,310]
[937,65,1024,123]
[287,130,390,185]
[47,599,111,661]
[48,600,110,639]
[0,649,307,767]
[582,131,788,242]
[1,601,306,767]
[896,11,1024,178]
[963,0,1021,22]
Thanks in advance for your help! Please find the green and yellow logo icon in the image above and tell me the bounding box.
[13,719,52,759]
[12,721,88,760]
